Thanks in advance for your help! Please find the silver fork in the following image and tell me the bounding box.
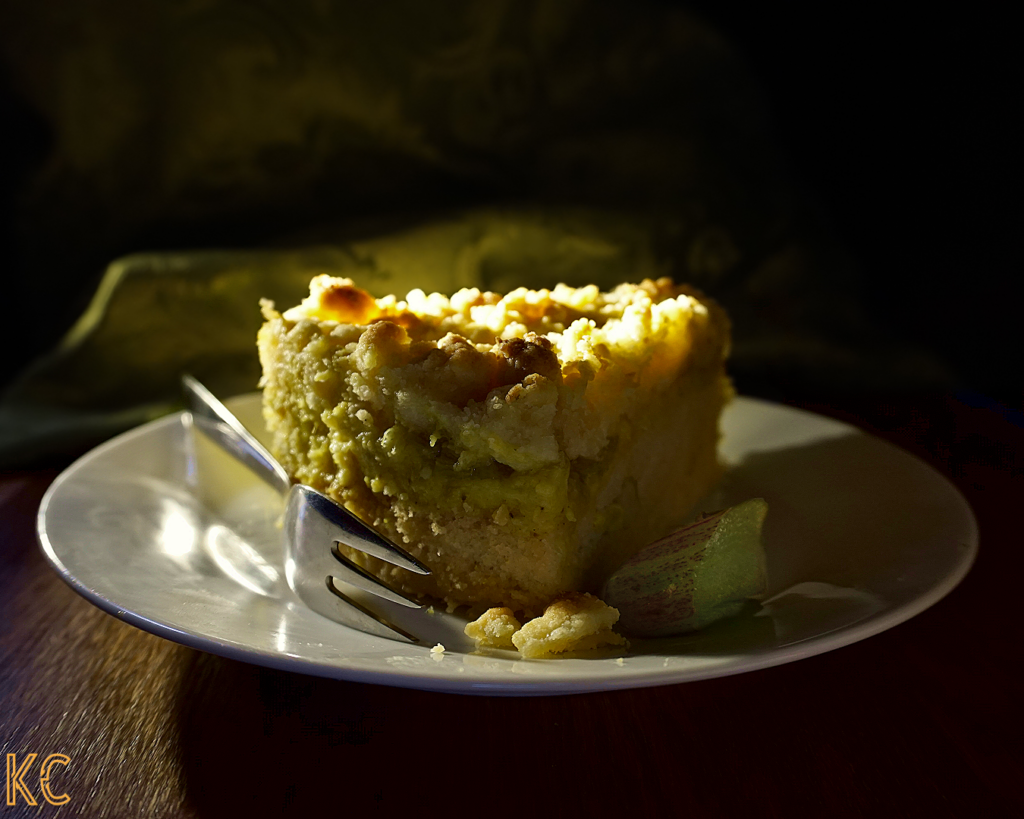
[182,374,431,644]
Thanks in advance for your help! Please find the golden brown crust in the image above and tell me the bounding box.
[496,336,562,384]
[318,282,379,324]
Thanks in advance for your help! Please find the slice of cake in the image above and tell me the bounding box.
[257,275,732,615]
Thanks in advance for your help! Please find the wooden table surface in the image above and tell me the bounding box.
[2,391,1021,818]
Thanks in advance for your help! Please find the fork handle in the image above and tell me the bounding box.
[183,374,292,496]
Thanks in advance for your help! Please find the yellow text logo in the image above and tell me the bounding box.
[5,753,70,807]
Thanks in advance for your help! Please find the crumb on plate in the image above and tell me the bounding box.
[511,592,627,659]
[465,607,522,649]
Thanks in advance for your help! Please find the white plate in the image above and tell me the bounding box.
[37,395,977,696]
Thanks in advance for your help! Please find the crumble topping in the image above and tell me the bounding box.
[271,274,723,467]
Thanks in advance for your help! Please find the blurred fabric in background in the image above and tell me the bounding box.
[0,0,1014,466]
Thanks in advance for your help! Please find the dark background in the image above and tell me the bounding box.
[1,2,1019,407]
[686,2,1020,406]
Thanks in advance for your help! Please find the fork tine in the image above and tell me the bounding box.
[322,578,422,643]
[329,543,423,608]
[285,485,431,643]
[298,486,430,576]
